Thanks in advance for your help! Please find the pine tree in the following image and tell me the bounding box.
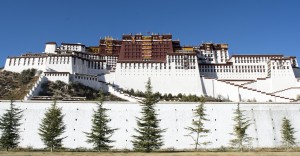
[0,100,23,151]
[230,103,252,151]
[85,91,117,151]
[132,78,166,152]
[281,117,296,150]
[39,100,66,152]
[185,97,210,150]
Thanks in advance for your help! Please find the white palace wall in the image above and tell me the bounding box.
[113,62,202,95]
[0,101,300,149]
[4,57,47,73]
[4,55,105,76]
[73,74,105,90]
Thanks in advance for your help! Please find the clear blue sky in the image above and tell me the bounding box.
[0,0,299,66]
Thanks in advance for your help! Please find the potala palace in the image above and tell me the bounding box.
[3,33,300,102]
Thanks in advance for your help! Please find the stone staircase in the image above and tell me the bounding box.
[98,80,144,102]
[215,79,296,102]
[241,80,257,86]
[272,87,300,94]
[24,73,46,100]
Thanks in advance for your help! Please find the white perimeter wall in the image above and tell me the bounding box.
[0,101,300,150]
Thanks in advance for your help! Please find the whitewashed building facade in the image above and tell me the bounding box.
[3,34,300,102]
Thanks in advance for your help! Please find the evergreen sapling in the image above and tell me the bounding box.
[185,97,210,150]
[0,100,23,151]
[38,100,66,152]
[132,78,166,152]
[85,91,117,151]
[230,103,252,151]
[281,117,296,150]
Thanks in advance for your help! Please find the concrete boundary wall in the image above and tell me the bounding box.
[0,101,299,150]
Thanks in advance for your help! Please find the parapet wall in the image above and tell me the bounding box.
[0,101,299,150]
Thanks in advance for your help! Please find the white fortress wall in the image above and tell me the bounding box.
[199,77,214,97]
[71,57,104,75]
[114,62,202,95]
[102,71,116,84]
[200,64,268,80]
[0,101,300,149]
[44,72,70,84]
[4,57,47,73]
[45,56,73,73]
[73,74,104,90]
[270,61,298,92]
[274,88,300,99]
[256,78,272,93]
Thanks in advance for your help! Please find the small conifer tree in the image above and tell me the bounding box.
[85,91,117,151]
[230,103,252,151]
[281,117,296,150]
[132,78,166,152]
[185,97,210,150]
[39,100,66,152]
[0,100,23,151]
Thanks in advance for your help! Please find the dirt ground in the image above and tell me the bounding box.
[0,152,299,156]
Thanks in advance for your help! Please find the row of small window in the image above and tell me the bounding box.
[9,62,44,66]
[200,54,227,58]
[75,53,94,59]
[49,61,70,64]
[61,47,79,50]
[200,49,226,52]
[201,69,266,73]
[234,57,277,63]
[49,56,70,61]
[88,56,100,59]
[175,62,195,65]
[124,52,141,56]
[235,60,267,63]
[45,73,69,76]
[73,59,104,67]
[124,48,169,52]
[124,41,169,45]
[121,63,166,67]
[123,56,141,59]
[9,59,44,66]
[124,45,169,48]
[169,59,196,63]
[272,61,289,65]
[273,66,289,69]
[122,66,167,70]
[74,76,97,81]
[175,66,196,69]
[200,65,265,69]
[168,55,195,59]
[87,62,103,69]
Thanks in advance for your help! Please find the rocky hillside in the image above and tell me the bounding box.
[38,80,126,101]
[0,69,38,100]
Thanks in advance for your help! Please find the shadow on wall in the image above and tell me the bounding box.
[199,67,218,97]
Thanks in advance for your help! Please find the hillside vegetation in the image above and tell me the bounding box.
[38,80,126,101]
[0,69,37,100]
[122,88,231,102]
